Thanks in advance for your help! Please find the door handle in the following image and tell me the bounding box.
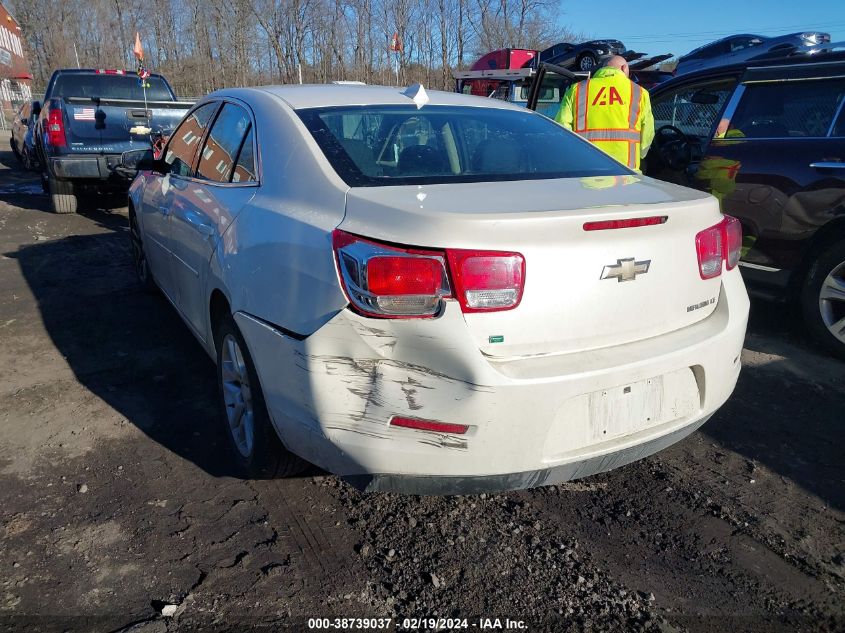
[184,215,215,237]
[810,162,845,170]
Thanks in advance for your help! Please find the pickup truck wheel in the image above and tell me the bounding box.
[215,315,308,479]
[21,148,35,171]
[801,240,845,359]
[48,177,78,214]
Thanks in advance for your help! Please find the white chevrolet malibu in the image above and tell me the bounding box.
[128,83,749,494]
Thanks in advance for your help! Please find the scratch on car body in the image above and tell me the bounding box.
[417,434,468,450]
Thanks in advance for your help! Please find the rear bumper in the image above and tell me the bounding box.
[237,269,749,495]
[49,155,122,180]
[348,415,710,494]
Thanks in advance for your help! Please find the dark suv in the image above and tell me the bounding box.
[643,55,845,357]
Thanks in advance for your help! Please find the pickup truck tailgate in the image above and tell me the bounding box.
[64,98,191,150]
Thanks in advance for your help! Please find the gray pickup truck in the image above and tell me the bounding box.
[34,68,192,213]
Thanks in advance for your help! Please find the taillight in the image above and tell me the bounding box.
[446,250,525,312]
[46,108,66,147]
[695,215,742,280]
[332,230,526,318]
[722,215,742,270]
[332,230,450,318]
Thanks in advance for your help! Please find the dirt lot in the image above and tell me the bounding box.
[0,135,842,633]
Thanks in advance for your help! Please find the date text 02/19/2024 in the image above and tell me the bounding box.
[307,617,528,630]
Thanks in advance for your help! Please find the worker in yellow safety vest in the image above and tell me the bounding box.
[555,56,654,171]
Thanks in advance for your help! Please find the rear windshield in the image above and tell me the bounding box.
[50,74,175,101]
[297,104,629,186]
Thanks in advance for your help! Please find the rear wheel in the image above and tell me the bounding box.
[215,315,307,478]
[48,176,78,214]
[801,240,845,358]
[129,210,158,294]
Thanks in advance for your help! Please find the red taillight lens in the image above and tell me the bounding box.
[46,108,66,147]
[695,223,723,280]
[695,215,743,279]
[333,230,450,318]
[447,250,525,313]
[367,256,442,296]
[390,416,468,435]
[722,215,742,270]
[332,230,525,318]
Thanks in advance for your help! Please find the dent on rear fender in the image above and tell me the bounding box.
[235,308,490,452]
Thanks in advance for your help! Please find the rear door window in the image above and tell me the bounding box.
[727,79,845,138]
[196,103,254,183]
[164,102,218,177]
[652,80,737,137]
[232,128,257,183]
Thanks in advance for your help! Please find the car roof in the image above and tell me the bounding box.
[680,34,767,60]
[234,83,527,111]
[654,53,845,92]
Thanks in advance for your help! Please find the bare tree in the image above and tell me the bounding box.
[10,0,579,95]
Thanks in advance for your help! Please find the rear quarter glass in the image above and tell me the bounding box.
[296,104,631,187]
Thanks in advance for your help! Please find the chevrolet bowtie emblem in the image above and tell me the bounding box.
[601,258,651,282]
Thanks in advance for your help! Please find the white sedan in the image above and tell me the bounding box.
[128,83,749,494]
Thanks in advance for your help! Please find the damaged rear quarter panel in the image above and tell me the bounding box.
[235,305,503,474]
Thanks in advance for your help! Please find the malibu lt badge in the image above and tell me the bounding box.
[600,258,651,282]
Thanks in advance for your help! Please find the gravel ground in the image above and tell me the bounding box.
[0,134,842,632]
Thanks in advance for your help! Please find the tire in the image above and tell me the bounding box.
[10,139,21,161]
[129,210,159,294]
[215,314,308,479]
[48,176,78,214]
[578,52,598,72]
[21,148,34,171]
[800,240,845,359]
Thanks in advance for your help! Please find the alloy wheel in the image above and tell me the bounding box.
[221,334,255,457]
[819,259,845,344]
[580,56,596,71]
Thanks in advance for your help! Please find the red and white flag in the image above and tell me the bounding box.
[74,107,95,121]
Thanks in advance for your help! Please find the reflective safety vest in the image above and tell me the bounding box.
[556,68,654,171]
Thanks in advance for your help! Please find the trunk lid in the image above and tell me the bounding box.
[342,175,725,358]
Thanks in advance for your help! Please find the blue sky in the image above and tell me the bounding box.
[561,0,845,60]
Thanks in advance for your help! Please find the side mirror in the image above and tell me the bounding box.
[117,148,169,176]
[31,101,41,117]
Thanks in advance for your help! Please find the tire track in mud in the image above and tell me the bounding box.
[252,477,363,586]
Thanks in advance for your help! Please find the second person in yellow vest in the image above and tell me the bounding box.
[555,56,655,171]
